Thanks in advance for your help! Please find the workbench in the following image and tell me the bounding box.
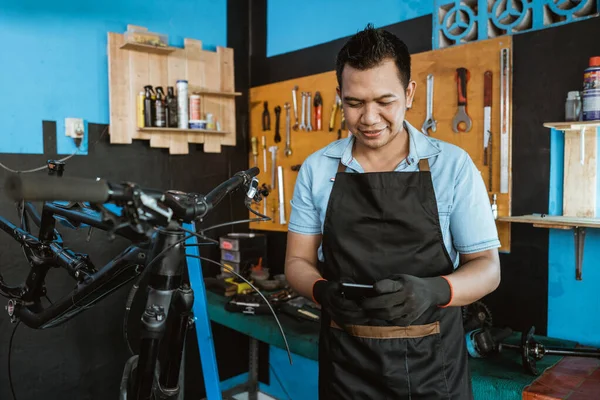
[205,292,597,399]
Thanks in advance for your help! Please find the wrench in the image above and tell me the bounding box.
[284,102,292,156]
[306,92,313,131]
[299,92,307,130]
[269,146,278,190]
[292,86,299,131]
[452,67,472,133]
[421,74,437,135]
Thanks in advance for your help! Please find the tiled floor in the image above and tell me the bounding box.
[523,355,600,399]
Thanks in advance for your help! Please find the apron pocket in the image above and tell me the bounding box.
[326,321,449,400]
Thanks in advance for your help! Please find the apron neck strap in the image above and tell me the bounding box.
[418,158,430,172]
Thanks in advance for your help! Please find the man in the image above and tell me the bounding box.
[284,24,501,399]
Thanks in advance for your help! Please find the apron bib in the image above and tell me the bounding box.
[318,158,472,400]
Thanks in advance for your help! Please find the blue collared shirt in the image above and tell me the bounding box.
[288,120,501,268]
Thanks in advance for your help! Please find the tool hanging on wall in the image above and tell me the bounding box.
[269,146,278,190]
[277,166,286,225]
[259,183,269,219]
[262,136,267,173]
[251,137,258,167]
[306,92,313,131]
[452,67,472,133]
[330,93,341,132]
[299,92,307,130]
[292,86,299,131]
[314,91,323,131]
[274,106,282,143]
[500,48,511,194]
[421,74,437,135]
[262,101,271,131]
[339,108,346,139]
[284,103,292,157]
[483,70,493,167]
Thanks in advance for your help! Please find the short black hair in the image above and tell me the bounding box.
[336,23,411,89]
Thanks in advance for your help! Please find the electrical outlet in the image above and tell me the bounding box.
[65,118,84,139]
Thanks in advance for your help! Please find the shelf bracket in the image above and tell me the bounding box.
[574,226,586,280]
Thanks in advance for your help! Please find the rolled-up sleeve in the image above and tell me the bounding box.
[450,153,501,253]
[288,163,322,235]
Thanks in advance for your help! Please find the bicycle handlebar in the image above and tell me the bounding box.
[4,167,261,223]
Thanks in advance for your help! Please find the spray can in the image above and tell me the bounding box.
[155,87,166,127]
[166,86,178,128]
[137,91,145,128]
[190,94,201,120]
[176,80,189,129]
[582,57,600,121]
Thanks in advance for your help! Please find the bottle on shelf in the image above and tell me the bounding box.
[143,85,155,127]
[166,86,178,128]
[155,86,166,127]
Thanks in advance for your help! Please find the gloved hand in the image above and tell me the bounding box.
[313,279,370,326]
[360,275,452,326]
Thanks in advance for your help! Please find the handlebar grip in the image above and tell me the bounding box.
[246,167,260,178]
[5,174,110,204]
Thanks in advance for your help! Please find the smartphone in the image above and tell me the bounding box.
[340,282,377,301]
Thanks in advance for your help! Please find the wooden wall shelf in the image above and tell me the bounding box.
[138,127,227,135]
[108,24,237,154]
[119,42,176,55]
[543,121,600,131]
[499,214,600,281]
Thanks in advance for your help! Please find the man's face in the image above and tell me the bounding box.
[338,59,416,150]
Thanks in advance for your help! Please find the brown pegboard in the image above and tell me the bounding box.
[248,36,513,252]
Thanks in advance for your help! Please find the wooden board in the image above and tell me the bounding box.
[562,127,597,217]
[498,214,600,229]
[248,36,513,252]
[107,26,238,154]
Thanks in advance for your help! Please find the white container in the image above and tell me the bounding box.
[176,80,188,129]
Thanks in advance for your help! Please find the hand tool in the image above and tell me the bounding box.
[299,92,307,130]
[314,91,323,131]
[251,137,258,167]
[262,101,271,131]
[274,106,282,143]
[329,93,341,132]
[421,74,437,135]
[306,92,313,131]
[500,48,510,194]
[259,183,269,220]
[483,71,492,167]
[452,67,472,133]
[491,194,497,219]
[261,136,267,173]
[277,165,286,224]
[284,102,292,157]
[292,86,299,131]
[339,108,346,139]
[269,146,278,190]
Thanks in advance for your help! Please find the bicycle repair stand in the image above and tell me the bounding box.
[184,223,261,400]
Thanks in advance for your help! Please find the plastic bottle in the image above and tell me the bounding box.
[565,91,582,121]
[176,80,189,129]
[144,85,155,127]
[582,56,600,121]
[166,86,178,128]
[155,87,166,127]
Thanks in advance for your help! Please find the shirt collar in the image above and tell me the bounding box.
[323,120,442,166]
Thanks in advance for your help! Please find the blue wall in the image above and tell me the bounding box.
[0,0,226,155]
[266,0,433,57]
[547,128,600,347]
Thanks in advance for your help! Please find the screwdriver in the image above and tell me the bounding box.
[262,136,267,172]
[251,137,258,167]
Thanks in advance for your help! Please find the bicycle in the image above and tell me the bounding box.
[0,160,290,400]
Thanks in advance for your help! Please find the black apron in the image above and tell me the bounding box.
[318,157,472,399]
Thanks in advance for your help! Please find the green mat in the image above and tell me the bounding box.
[206,292,577,399]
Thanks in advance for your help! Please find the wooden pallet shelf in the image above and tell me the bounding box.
[108,24,237,154]
[138,127,227,135]
[543,121,600,131]
[119,42,176,55]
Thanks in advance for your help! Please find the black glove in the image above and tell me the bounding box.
[360,275,451,326]
[313,280,370,326]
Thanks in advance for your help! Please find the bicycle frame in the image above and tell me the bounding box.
[0,200,148,329]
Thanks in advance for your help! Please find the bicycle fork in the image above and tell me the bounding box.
[122,225,194,400]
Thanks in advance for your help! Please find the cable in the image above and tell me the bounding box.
[198,217,270,235]
[0,126,109,174]
[185,254,293,365]
[8,320,21,400]
[179,227,219,245]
